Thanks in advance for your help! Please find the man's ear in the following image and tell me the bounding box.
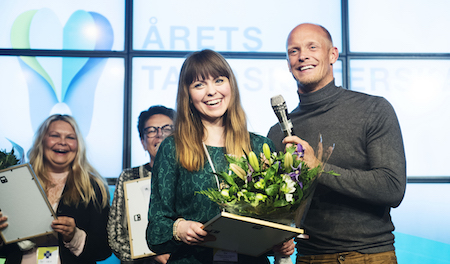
[329,47,339,64]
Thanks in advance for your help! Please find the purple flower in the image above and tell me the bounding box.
[288,163,303,189]
[246,165,254,182]
[294,143,304,158]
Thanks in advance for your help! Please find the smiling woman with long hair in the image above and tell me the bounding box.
[0,114,111,264]
[28,115,109,209]
[146,50,295,264]
[174,49,251,172]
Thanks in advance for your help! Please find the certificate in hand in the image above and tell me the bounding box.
[124,177,156,259]
[0,164,57,244]
[201,211,303,257]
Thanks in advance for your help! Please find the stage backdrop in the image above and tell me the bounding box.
[0,0,449,263]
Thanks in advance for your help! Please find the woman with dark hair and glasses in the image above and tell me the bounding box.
[108,105,176,264]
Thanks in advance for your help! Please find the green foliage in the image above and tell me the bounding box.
[0,148,20,170]
[197,143,338,221]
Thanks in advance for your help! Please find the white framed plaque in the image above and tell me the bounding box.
[0,163,57,244]
[124,178,155,259]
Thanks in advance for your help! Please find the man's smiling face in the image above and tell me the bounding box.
[286,23,338,94]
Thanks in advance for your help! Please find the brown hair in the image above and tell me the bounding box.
[174,49,251,171]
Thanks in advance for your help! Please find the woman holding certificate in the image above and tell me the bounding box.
[108,105,175,264]
[146,49,294,264]
[0,114,111,264]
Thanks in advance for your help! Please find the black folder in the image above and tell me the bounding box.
[201,211,303,257]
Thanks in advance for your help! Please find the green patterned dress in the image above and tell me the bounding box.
[147,133,275,264]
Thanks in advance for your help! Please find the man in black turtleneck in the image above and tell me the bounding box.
[267,23,406,264]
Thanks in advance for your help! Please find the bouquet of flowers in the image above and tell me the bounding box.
[199,141,337,226]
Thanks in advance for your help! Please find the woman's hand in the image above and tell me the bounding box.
[154,253,170,263]
[272,238,295,256]
[0,211,8,230]
[282,136,321,169]
[51,216,76,242]
[176,220,215,245]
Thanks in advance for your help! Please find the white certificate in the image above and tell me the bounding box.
[124,178,155,259]
[0,164,57,244]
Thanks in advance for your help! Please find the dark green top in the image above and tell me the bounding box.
[146,133,275,264]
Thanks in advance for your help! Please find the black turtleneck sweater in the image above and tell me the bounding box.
[267,80,406,255]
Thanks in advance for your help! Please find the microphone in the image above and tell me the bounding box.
[271,95,294,137]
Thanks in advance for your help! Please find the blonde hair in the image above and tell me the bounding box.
[28,114,109,209]
[175,49,251,171]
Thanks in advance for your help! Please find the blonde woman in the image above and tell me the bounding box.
[0,114,111,264]
[146,50,294,264]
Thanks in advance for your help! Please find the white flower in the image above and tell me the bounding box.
[281,174,296,194]
[221,189,230,198]
[285,193,293,202]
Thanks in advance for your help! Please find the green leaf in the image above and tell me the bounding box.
[326,170,340,176]
[264,166,276,182]
[265,184,279,196]
[229,185,239,195]
[244,191,256,201]
[274,199,289,207]
[295,188,304,201]
[216,172,237,187]
[196,189,227,203]
[225,154,239,164]
[285,145,296,154]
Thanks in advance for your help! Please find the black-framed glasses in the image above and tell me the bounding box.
[143,124,174,138]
